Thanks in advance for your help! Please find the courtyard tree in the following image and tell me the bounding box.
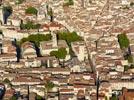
[44,80,55,99]
[25,6,38,16]
[117,33,130,50]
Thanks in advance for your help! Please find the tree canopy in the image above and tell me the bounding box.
[118,33,130,49]
[125,54,133,63]
[64,0,74,6]
[36,95,43,100]
[45,80,55,92]
[44,80,55,99]
[20,21,41,30]
[10,96,17,100]
[0,30,3,34]
[47,8,54,22]
[25,6,38,15]
[18,34,51,46]
[50,48,67,59]
[110,95,118,100]
[57,31,83,45]
[3,6,13,14]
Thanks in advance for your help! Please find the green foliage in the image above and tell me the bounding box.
[47,8,53,22]
[18,34,51,46]
[3,6,13,14]
[118,33,130,49]
[110,95,118,100]
[20,21,40,30]
[64,0,74,6]
[10,96,17,100]
[50,48,67,59]
[44,80,55,99]
[36,95,43,100]
[45,80,55,92]
[130,64,134,68]
[0,30,2,34]
[25,6,38,15]
[128,55,133,63]
[105,96,108,100]
[125,55,133,63]
[57,31,83,45]
[47,8,53,16]
[124,65,129,71]
[130,2,134,7]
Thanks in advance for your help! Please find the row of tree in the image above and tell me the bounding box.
[20,21,40,30]
[57,31,83,45]
[18,34,51,46]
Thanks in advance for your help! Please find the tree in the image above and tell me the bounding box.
[0,30,3,34]
[36,95,43,100]
[110,95,118,100]
[50,48,67,59]
[18,34,51,46]
[58,48,67,59]
[126,55,133,63]
[130,2,134,7]
[3,6,13,14]
[57,31,83,45]
[118,33,130,49]
[25,7,38,16]
[20,21,41,30]
[44,80,55,99]
[105,96,108,100]
[64,0,74,6]
[124,65,129,71]
[10,96,17,100]
[3,6,13,24]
